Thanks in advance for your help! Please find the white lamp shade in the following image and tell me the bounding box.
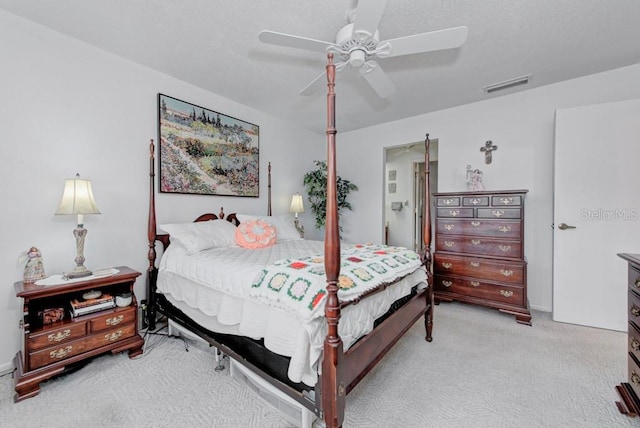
[55,174,101,215]
[290,194,304,214]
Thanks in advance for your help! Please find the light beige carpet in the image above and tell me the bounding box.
[0,303,636,428]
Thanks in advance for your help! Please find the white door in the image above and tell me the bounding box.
[553,98,640,331]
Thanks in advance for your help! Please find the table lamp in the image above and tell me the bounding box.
[55,173,101,278]
[290,193,305,238]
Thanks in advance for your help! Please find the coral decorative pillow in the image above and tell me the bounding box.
[235,219,277,249]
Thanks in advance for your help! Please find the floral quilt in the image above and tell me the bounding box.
[249,244,424,321]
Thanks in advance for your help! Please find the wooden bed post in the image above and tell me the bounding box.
[147,139,158,331]
[322,53,345,428]
[423,134,434,342]
[267,161,272,216]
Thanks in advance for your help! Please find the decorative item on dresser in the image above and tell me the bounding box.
[13,266,144,402]
[615,253,640,416]
[433,189,531,325]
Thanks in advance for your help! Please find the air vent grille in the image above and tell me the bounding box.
[483,75,531,93]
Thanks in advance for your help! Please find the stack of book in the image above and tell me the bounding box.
[70,293,116,317]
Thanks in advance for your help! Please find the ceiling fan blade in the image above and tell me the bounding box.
[382,26,468,58]
[353,0,388,38]
[360,61,395,98]
[299,71,327,96]
[259,30,337,53]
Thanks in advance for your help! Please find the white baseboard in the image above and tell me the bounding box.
[0,360,14,376]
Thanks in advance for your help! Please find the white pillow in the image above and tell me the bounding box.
[159,220,238,254]
[236,214,302,241]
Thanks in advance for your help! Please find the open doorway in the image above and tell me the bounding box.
[383,139,438,251]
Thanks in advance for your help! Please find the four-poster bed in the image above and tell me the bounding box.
[146,54,434,428]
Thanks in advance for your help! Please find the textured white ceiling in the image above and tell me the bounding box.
[1,0,639,132]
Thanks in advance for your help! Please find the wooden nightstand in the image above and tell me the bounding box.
[13,266,144,402]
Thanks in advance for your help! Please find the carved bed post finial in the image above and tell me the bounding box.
[219,207,225,219]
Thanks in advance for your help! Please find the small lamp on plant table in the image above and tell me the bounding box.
[290,193,305,238]
[55,174,101,278]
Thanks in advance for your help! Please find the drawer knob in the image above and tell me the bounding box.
[634,278,640,288]
[631,337,640,351]
[48,329,71,342]
[500,197,514,205]
[444,224,455,231]
[106,315,124,326]
[500,290,514,298]
[442,280,453,288]
[498,226,512,233]
[105,330,123,342]
[444,241,455,248]
[471,239,481,245]
[449,210,460,217]
[471,221,481,227]
[631,304,640,317]
[470,262,480,267]
[470,281,480,287]
[632,371,640,385]
[498,245,512,252]
[442,262,453,269]
[50,345,72,359]
[500,269,514,277]
[492,210,505,218]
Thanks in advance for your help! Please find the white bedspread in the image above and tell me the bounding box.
[157,240,427,386]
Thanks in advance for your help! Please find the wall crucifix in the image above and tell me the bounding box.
[480,140,498,164]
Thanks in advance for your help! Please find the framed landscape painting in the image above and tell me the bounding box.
[158,93,259,197]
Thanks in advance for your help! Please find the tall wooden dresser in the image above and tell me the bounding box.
[615,253,640,416]
[433,189,531,325]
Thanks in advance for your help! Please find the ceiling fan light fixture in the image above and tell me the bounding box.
[483,74,532,94]
[349,49,366,67]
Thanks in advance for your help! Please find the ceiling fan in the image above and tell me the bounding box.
[258,0,468,98]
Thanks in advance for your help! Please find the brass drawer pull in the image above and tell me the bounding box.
[631,304,640,317]
[50,346,72,359]
[498,226,512,233]
[471,239,481,245]
[492,210,505,218]
[444,241,455,248]
[471,221,481,227]
[106,315,124,326]
[442,280,453,288]
[500,197,514,205]
[632,371,640,385]
[442,262,453,269]
[634,278,640,288]
[443,199,455,206]
[500,269,514,277]
[105,330,123,342]
[48,329,71,342]
[631,337,640,351]
[498,245,512,252]
[500,290,514,298]
[449,210,460,217]
[445,224,455,231]
[470,262,480,267]
[470,198,481,205]
[470,281,480,287]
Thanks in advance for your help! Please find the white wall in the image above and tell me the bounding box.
[0,10,323,372]
[338,62,640,315]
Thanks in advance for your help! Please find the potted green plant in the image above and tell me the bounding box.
[303,160,358,230]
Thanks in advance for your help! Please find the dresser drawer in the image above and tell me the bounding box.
[436,236,522,259]
[28,322,87,351]
[437,207,474,218]
[629,353,640,400]
[491,195,523,207]
[462,196,489,207]
[629,289,640,328]
[28,323,136,370]
[434,254,524,284]
[436,219,521,239]
[90,306,136,332]
[435,275,524,306]
[630,322,640,362]
[628,266,640,293]
[477,208,522,219]
[436,197,460,207]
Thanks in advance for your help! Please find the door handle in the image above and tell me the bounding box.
[557,223,576,230]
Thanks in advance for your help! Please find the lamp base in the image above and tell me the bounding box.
[67,265,92,279]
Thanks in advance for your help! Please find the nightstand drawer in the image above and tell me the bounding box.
[28,322,87,351]
[90,306,136,332]
[28,323,136,370]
